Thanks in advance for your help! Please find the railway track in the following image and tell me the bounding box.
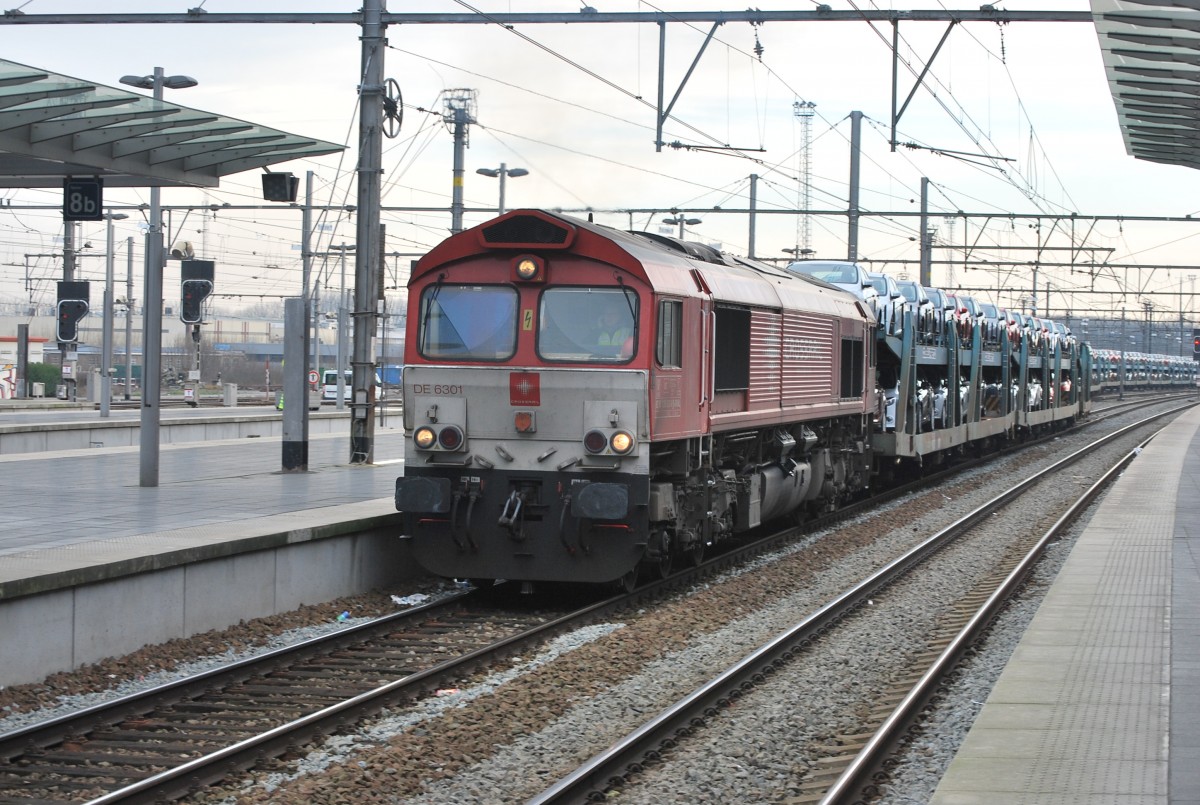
[0,396,1191,803]
[526,402,1193,804]
[0,594,568,803]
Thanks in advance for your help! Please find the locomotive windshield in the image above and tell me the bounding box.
[416,284,518,361]
[538,287,638,362]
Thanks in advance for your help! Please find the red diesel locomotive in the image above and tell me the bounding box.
[394,210,877,589]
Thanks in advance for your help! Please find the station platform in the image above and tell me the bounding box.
[0,420,407,596]
[930,402,1200,804]
[0,416,413,685]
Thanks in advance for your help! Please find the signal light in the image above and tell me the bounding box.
[262,172,299,202]
[56,299,89,343]
[180,279,213,324]
[180,260,215,324]
[514,411,536,433]
[55,280,90,343]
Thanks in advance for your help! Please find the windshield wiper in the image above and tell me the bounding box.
[419,273,446,354]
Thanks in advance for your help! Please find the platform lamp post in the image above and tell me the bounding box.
[475,163,528,215]
[123,236,134,400]
[120,67,197,487]
[662,215,701,239]
[99,211,129,418]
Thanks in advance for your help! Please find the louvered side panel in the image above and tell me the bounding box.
[782,314,835,403]
[748,310,782,410]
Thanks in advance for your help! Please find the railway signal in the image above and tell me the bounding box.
[55,280,90,344]
[1193,328,1200,360]
[180,260,215,325]
[180,280,212,324]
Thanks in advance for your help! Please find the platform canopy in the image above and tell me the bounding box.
[1092,0,1200,171]
[0,58,344,189]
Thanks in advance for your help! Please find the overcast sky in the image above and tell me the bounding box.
[1,1,1197,329]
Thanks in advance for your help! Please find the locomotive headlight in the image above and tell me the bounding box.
[413,426,437,450]
[438,425,465,451]
[610,430,635,455]
[583,429,608,454]
[516,258,539,279]
[512,254,545,282]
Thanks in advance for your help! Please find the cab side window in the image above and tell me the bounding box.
[656,300,682,368]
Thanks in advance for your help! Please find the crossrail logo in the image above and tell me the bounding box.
[510,371,540,406]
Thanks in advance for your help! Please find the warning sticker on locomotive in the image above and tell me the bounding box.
[510,371,541,406]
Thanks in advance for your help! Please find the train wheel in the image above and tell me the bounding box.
[649,529,672,579]
[615,568,638,594]
[687,542,705,567]
[653,551,673,580]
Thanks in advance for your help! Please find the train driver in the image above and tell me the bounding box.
[595,308,634,358]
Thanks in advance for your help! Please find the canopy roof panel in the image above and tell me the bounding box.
[1092,0,1200,171]
[0,58,345,189]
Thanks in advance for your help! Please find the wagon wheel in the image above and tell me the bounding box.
[687,541,705,567]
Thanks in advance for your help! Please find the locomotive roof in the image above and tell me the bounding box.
[412,209,868,322]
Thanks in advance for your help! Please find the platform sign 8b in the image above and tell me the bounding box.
[63,178,103,222]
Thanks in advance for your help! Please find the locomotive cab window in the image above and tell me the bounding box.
[416,284,518,361]
[538,287,638,363]
[713,305,750,391]
[840,337,865,398]
[656,299,683,368]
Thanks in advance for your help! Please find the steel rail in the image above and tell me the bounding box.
[0,591,471,761]
[815,428,1173,803]
[527,401,1196,804]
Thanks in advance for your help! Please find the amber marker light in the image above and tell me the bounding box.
[414,426,437,449]
[610,430,635,455]
[514,411,536,432]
